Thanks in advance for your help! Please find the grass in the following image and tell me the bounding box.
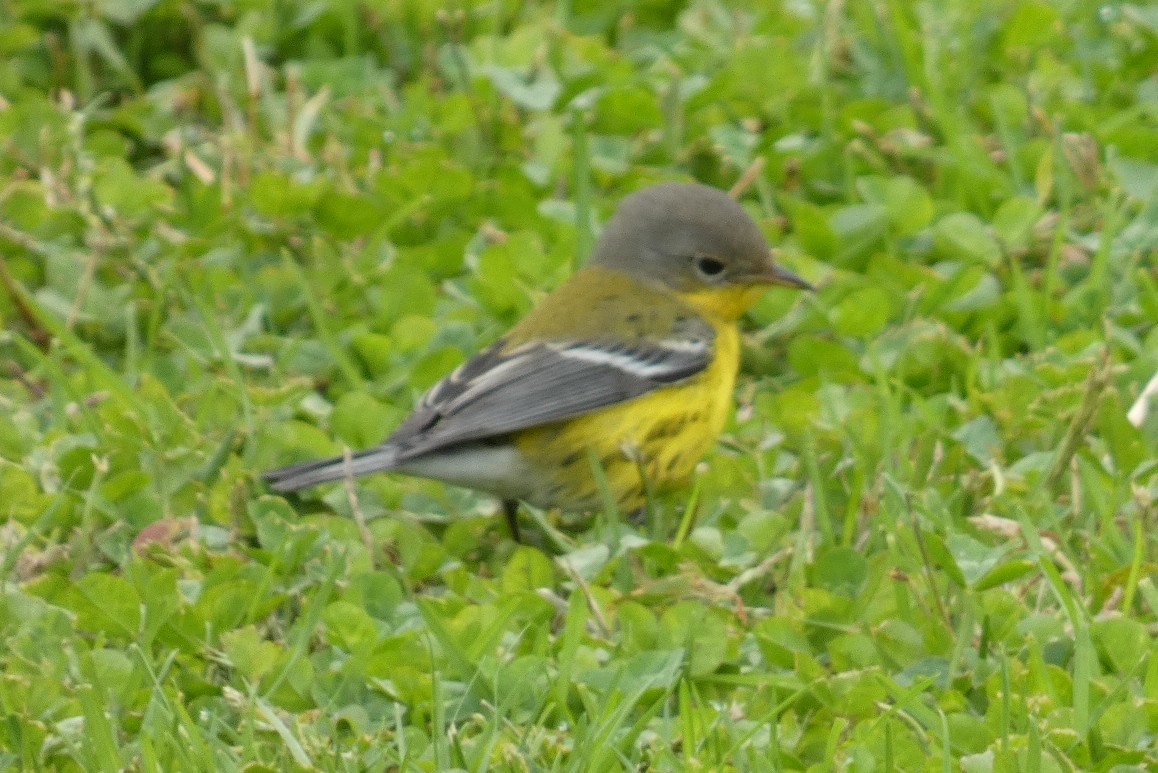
[1,0,1157,770]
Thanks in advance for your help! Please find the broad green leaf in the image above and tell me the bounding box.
[934,213,1002,267]
[64,573,141,640]
[221,625,282,681]
[315,191,383,239]
[323,600,380,652]
[331,391,392,449]
[501,546,556,592]
[659,602,729,678]
[830,286,892,338]
[1092,617,1149,676]
[807,546,868,598]
[249,171,325,218]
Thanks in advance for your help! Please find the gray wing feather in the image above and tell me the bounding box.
[389,328,713,461]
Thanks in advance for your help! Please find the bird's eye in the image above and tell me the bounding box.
[694,256,726,279]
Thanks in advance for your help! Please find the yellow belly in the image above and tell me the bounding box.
[513,324,739,511]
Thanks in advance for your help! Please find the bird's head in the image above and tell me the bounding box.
[590,182,813,320]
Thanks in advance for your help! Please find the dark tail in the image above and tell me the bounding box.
[262,446,401,492]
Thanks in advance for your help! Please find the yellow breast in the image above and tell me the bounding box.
[513,322,739,511]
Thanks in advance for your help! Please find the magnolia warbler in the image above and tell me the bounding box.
[264,182,812,539]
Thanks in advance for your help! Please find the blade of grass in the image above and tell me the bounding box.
[571,107,593,267]
[8,282,138,411]
[672,475,702,549]
[279,250,365,390]
[1045,346,1112,490]
[554,589,588,723]
[803,440,834,543]
[586,448,621,543]
[679,678,697,767]
[77,683,125,772]
[1120,512,1146,614]
[255,696,313,769]
[175,277,256,446]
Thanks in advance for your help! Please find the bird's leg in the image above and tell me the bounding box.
[626,506,649,527]
[623,440,656,526]
[502,499,521,543]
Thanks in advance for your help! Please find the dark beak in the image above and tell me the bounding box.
[751,254,815,291]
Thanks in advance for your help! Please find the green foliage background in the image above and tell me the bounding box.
[1,0,1157,770]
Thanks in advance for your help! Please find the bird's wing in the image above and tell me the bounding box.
[388,321,715,460]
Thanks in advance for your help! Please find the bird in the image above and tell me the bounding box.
[264,182,813,540]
